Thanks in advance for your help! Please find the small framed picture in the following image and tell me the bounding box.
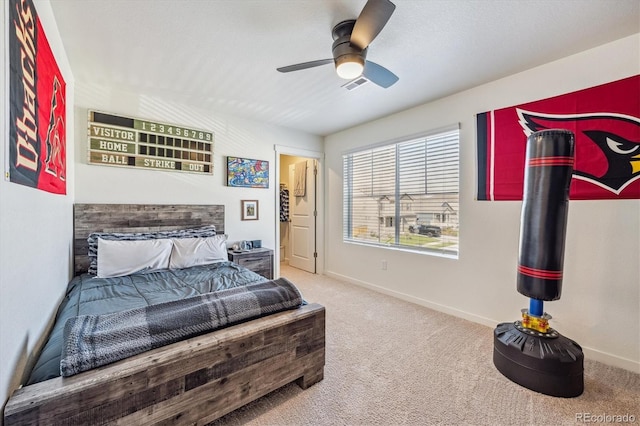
[241,200,259,220]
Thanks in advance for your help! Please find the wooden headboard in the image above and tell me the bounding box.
[73,204,225,275]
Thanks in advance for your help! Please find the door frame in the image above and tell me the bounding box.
[274,145,324,278]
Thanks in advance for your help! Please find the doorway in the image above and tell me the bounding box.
[274,147,323,278]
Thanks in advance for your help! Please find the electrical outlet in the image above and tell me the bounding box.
[381,260,387,270]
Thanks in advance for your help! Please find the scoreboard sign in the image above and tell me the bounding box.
[87,111,214,174]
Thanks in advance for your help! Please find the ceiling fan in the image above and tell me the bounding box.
[277,0,398,88]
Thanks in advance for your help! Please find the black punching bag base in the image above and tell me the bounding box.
[493,321,584,397]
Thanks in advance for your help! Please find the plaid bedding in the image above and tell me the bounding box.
[60,277,303,377]
[27,261,269,384]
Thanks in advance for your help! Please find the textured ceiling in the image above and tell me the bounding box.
[50,0,639,136]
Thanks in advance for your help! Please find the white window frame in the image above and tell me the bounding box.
[342,124,460,258]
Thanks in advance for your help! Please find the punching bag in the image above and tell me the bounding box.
[493,129,583,398]
[517,129,574,301]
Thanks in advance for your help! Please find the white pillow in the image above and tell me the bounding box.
[169,235,228,269]
[97,238,173,278]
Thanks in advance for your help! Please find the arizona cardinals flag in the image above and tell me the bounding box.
[477,75,639,200]
[9,0,66,194]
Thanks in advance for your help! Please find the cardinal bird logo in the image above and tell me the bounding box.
[517,109,640,195]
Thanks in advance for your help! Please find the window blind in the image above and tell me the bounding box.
[343,128,459,256]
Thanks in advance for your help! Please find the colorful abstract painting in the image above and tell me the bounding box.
[227,156,269,188]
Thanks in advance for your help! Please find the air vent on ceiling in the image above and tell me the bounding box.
[342,76,370,91]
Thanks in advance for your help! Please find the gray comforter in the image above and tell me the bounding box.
[27,261,269,384]
[60,278,302,377]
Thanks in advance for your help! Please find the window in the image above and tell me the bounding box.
[343,126,459,257]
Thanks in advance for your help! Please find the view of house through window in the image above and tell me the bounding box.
[343,126,459,257]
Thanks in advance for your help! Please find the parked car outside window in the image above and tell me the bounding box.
[408,224,442,237]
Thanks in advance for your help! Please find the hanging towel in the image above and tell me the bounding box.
[280,188,290,222]
[294,161,307,197]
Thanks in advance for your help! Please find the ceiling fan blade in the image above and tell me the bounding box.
[277,59,333,73]
[363,60,398,88]
[350,0,396,51]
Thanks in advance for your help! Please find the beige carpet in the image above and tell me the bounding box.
[210,265,640,426]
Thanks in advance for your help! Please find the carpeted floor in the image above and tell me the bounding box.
[210,265,640,426]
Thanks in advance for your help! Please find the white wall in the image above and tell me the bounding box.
[73,83,323,250]
[0,0,75,406]
[324,34,640,372]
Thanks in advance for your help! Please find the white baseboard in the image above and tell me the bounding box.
[325,270,497,328]
[581,347,640,373]
[324,270,640,374]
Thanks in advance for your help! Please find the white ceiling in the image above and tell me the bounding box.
[50,0,639,136]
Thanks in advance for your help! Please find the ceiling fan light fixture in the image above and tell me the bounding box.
[277,0,398,88]
[335,55,364,79]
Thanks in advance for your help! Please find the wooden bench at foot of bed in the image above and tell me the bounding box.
[4,303,325,425]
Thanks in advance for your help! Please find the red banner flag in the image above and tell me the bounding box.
[477,75,639,200]
[9,0,66,194]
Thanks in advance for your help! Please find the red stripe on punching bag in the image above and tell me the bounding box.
[528,156,574,167]
[518,264,563,280]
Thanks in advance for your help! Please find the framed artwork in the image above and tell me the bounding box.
[227,156,269,188]
[241,200,259,221]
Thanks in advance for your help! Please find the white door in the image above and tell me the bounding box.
[288,160,316,273]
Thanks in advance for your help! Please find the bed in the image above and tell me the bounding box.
[3,204,325,425]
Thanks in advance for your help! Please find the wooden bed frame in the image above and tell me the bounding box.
[4,204,325,425]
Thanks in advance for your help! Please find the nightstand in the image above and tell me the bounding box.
[227,247,274,279]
